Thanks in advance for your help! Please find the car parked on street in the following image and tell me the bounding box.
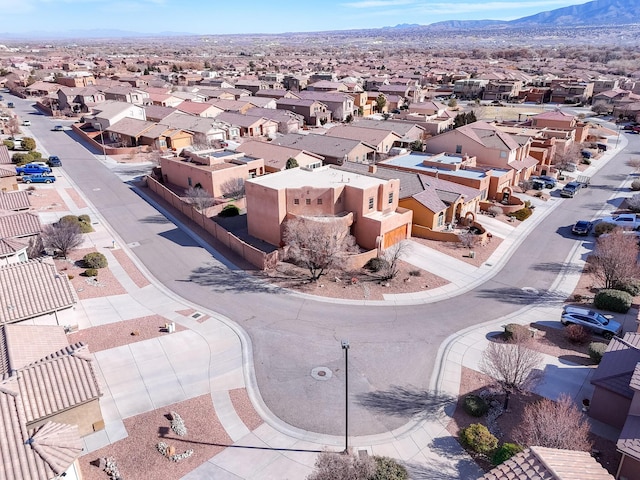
[53,125,64,132]
[561,306,622,339]
[560,181,581,198]
[21,173,56,184]
[16,162,52,175]
[22,120,31,126]
[572,220,593,235]
[47,155,62,167]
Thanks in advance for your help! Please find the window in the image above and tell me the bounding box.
[388,192,394,204]
[317,199,323,205]
[437,212,444,227]
[368,197,374,209]
[455,145,462,154]
[306,198,311,205]
[294,198,299,205]
[187,177,192,186]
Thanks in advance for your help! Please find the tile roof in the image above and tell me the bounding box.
[354,119,426,136]
[0,237,27,257]
[0,145,11,165]
[0,165,15,178]
[216,112,274,129]
[456,121,521,151]
[479,446,614,480]
[4,325,69,371]
[591,333,640,398]
[245,107,303,125]
[617,414,640,461]
[0,211,42,239]
[275,134,375,160]
[325,125,401,147]
[106,117,157,137]
[0,259,78,324]
[143,104,177,122]
[412,189,447,213]
[0,191,31,211]
[236,141,322,170]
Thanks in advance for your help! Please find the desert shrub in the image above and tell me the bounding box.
[594,222,617,237]
[615,279,640,296]
[365,257,389,273]
[487,205,503,217]
[463,394,489,417]
[508,208,533,222]
[504,323,530,341]
[21,137,36,151]
[594,289,633,313]
[59,215,94,233]
[588,342,608,364]
[492,443,523,466]
[565,324,589,344]
[460,423,498,455]
[218,204,239,217]
[3,140,14,149]
[67,274,74,280]
[409,269,421,277]
[83,252,108,269]
[78,214,91,224]
[632,179,640,191]
[371,456,408,480]
[12,152,33,165]
[582,158,591,165]
[83,268,98,277]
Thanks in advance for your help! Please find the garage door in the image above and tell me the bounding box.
[383,224,408,249]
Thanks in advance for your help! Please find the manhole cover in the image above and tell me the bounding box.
[311,367,333,381]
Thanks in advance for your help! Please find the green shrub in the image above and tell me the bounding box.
[21,137,36,151]
[463,395,488,417]
[371,456,408,480]
[582,158,592,165]
[492,443,523,466]
[508,208,533,221]
[83,268,98,277]
[594,289,633,313]
[30,151,42,159]
[78,214,91,224]
[59,215,94,233]
[218,204,240,217]
[460,423,498,455]
[594,222,617,237]
[588,342,608,364]
[3,140,14,150]
[409,269,421,277]
[565,324,589,344]
[632,179,640,191]
[83,252,108,269]
[614,280,640,296]
[12,152,33,165]
[365,257,389,273]
[504,323,529,341]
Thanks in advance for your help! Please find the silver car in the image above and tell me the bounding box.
[561,306,622,339]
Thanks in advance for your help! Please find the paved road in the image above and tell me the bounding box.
[10,96,638,436]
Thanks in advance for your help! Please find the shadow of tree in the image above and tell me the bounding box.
[355,386,454,419]
[139,214,171,224]
[183,263,287,294]
[532,262,585,274]
[474,287,567,305]
[404,457,483,480]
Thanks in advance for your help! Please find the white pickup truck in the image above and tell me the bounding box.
[599,213,640,230]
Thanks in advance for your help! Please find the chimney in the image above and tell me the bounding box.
[369,165,377,174]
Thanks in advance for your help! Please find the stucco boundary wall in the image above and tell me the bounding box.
[479,197,524,215]
[411,221,488,245]
[345,249,379,271]
[71,124,144,156]
[145,176,278,270]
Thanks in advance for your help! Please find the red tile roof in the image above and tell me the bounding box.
[0,191,30,211]
[0,211,41,239]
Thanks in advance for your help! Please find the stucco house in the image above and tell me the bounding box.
[236,140,323,173]
[90,100,147,130]
[244,107,303,134]
[276,97,331,126]
[161,112,238,145]
[175,101,223,118]
[245,165,412,250]
[103,85,149,105]
[353,119,427,147]
[56,86,105,113]
[214,112,279,139]
[275,133,376,165]
[296,91,356,121]
[325,124,402,155]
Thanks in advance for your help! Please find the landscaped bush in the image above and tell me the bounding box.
[615,280,640,296]
[594,222,617,237]
[218,204,240,217]
[83,252,108,269]
[632,179,640,191]
[588,342,608,364]
[463,394,489,417]
[594,289,633,313]
[59,215,94,233]
[492,443,523,466]
[83,268,98,277]
[565,324,590,344]
[487,205,503,217]
[504,323,530,341]
[371,456,408,480]
[365,257,389,273]
[21,137,36,151]
[3,140,14,150]
[508,207,533,222]
[460,423,498,455]
[582,158,592,165]
[12,152,33,165]
[78,214,91,224]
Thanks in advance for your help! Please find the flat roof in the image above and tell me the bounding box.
[247,165,387,190]
[381,153,487,179]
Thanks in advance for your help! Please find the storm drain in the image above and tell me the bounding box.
[190,311,204,320]
[311,367,333,381]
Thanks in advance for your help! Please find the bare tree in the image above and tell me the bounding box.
[515,394,592,451]
[40,222,83,258]
[26,234,44,258]
[589,230,640,289]
[380,241,408,280]
[184,186,215,211]
[480,329,543,409]
[284,217,358,281]
[7,117,21,138]
[627,157,640,173]
[626,193,640,212]
[220,177,245,199]
[554,143,581,175]
[459,230,480,250]
[307,451,375,480]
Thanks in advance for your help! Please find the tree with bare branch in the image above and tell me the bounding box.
[40,222,83,258]
[480,328,543,409]
[589,230,640,289]
[554,143,581,175]
[380,241,408,280]
[515,394,592,451]
[627,157,640,173]
[220,177,246,199]
[7,117,21,138]
[284,217,358,281]
[307,451,375,480]
[184,186,215,211]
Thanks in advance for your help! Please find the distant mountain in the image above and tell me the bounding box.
[0,29,192,41]
[428,19,507,29]
[509,0,638,26]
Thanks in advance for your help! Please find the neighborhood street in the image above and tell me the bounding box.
[15,96,639,437]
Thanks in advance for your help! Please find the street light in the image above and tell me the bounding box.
[341,339,350,454]
[97,122,107,161]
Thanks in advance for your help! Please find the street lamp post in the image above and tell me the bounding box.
[97,123,107,161]
[341,339,350,454]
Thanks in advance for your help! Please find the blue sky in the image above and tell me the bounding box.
[0,0,590,35]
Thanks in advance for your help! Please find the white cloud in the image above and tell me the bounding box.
[0,0,36,13]
[342,0,416,8]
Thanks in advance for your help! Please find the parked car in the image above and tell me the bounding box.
[53,125,64,132]
[531,175,557,188]
[21,173,56,184]
[561,306,622,339]
[22,120,31,127]
[16,162,52,175]
[7,102,14,108]
[598,213,640,230]
[560,181,581,198]
[47,155,62,167]
[572,220,593,235]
